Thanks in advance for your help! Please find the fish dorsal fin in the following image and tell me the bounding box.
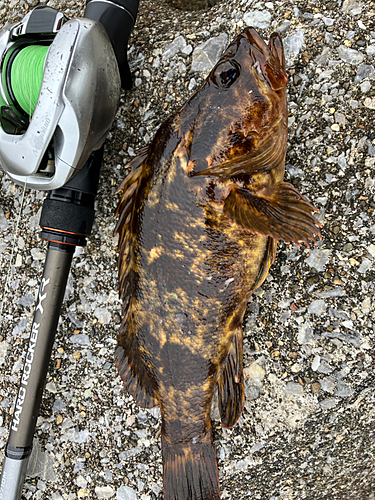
[115,145,149,300]
[224,181,322,247]
[114,146,158,408]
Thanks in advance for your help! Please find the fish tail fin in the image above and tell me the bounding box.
[162,435,220,500]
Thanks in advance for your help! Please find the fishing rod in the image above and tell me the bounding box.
[0,1,139,498]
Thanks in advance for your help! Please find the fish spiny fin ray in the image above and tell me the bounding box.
[114,146,149,303]
[115,145,149,196]
[223,182,322,247]
[217,327,245,428]
[114,146,158,408]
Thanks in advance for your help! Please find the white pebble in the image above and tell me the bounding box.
[0,209,9,231]
[357,20,366,29]
[191,33,229,73]
[95,486,115,499]
[283,31,305,67]
[94,307,112,325]
[188,78,197,91]
[182,44,193,55]
[291,363,301,373]
[312,355,321,371]
[364,97,375,109]
[244,361,266,388]
[76,476,87,488]
[162,35,187,61]
[358,258,372,274]
[243,10,272,29]
[284,382,304,396]
[69,333,91,346]
[298,322,314,344]
[308,299,327,315]
[321,376,336,394]
[305,248,332,272]
[337,45,364,65]
[0,341,9,366]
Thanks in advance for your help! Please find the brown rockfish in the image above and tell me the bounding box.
[114,27,321,500]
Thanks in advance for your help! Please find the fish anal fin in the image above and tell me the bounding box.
[217,328,245,429]
[115,306,159,409]
[224,181,322,247]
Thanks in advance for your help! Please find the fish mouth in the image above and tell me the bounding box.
[243,27,288,91]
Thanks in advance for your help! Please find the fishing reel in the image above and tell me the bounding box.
[0,6,121,190]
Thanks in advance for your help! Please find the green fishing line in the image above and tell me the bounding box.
[0,91,7,109]
[11,45,49,116]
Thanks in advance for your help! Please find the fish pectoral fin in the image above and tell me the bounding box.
[223,181,322,247]
[217,328,245,428]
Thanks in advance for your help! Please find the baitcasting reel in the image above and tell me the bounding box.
[0,6,121,190]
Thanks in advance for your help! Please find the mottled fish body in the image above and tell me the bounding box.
[115,27,320,500]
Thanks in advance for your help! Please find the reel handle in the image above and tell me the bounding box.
[84,0,140,89]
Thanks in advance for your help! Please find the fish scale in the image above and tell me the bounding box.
[114,27,321,500]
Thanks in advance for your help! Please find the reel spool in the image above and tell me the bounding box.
[0,6,121,190]
[1,44,49,125]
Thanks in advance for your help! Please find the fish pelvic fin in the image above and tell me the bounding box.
[251,236,277,291]
[223,181,322,248]
[162,435,220,500]
[217,328,245,428]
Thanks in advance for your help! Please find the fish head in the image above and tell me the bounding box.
[181,27,289,176]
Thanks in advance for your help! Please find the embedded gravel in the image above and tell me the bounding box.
[0,0,375,499]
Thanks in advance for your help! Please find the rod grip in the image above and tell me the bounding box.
[6,247,73,451]
[0,456,29,500]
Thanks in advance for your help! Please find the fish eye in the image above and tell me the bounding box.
[212,60,240,89]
